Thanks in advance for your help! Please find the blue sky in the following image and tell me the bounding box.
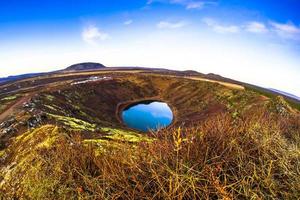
[0,0,300,96]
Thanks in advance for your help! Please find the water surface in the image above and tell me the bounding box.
[122,101,173,132]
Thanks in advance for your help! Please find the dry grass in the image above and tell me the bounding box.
[1,111,299,199]
[184,76,244,90]
[143,73,245,90]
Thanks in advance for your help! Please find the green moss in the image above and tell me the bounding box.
[1,94,20,101]
[216,88,234,100]
[16,127,38,142]
[44,105,58,112]
[0,105,6,112]
[232,111,239,119]
[0,150,5,158]
[12,126,61,172]
[16,125,59,146]
[245,85,300,111]
[268,96,293,115]
[22,176,60,200]
[83,138,139,156]
[101,127,152,143]
[83,139,118,154]
[48,114,97,131]
[83,128,152,155]
[37,127,60,148]
[5,126,64,199]
[72,104,93,120]
[45,95,55,101]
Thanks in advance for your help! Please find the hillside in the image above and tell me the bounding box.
[65,62,106,71]
[269,88,300,101]
[0,73,45,85]
[0,67,300,199]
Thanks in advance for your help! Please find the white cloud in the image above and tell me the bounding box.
[157,21,187,29]
[202,18,240,33]
[185,1,205,9]
[245,21,268,33]
[202,18,300,41]
[214,25,239,34]
[82,25,110,44]
[202,17,215,26]
[270,21,300,40]
[124,20,133,25]
[1,24,300,97]
[147,0,215,10]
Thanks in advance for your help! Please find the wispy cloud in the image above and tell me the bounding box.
[202,17,300,42]
[82,25,110,45]
[157,20,187,29]
[245,21,268,33]
[270,21,300,40]
[185,1,205,9]
[202,18,239,33]
[147,0,216,10]
[124,20,133,25]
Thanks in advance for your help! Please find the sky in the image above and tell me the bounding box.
[0,0,300,96]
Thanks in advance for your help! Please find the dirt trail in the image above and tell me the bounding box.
[0,94,31,122]
[144,73,245,90]
[187,77,244,90]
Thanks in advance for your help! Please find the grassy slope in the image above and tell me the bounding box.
[245,85,300,111]
[1,113,300,199]
[0,73,300,199]
[36,74,269,129]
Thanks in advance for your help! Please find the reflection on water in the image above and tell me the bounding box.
[122,101,173,132]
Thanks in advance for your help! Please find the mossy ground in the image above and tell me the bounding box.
[0,72,299,199]
[1,111,299,199]
[0,150,5,158]
[47,114,97,132]
[0,94,22,113]
[1,94,21,101]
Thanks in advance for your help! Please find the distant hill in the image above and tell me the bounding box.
[269,88,300,101]
[65,62,106,71]
[182,70,204,76]
[203,73,300,104]
[0,62,106,85]
[0,73,44,85]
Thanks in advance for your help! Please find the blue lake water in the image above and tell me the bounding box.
[122,101,173,132]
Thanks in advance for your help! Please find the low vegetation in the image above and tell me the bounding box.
[1,110,299,199]
[0,72,300,199]
[0,94,22,113]
[245,85,300,111]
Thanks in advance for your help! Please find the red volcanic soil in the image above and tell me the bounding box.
[0,94,32,122]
